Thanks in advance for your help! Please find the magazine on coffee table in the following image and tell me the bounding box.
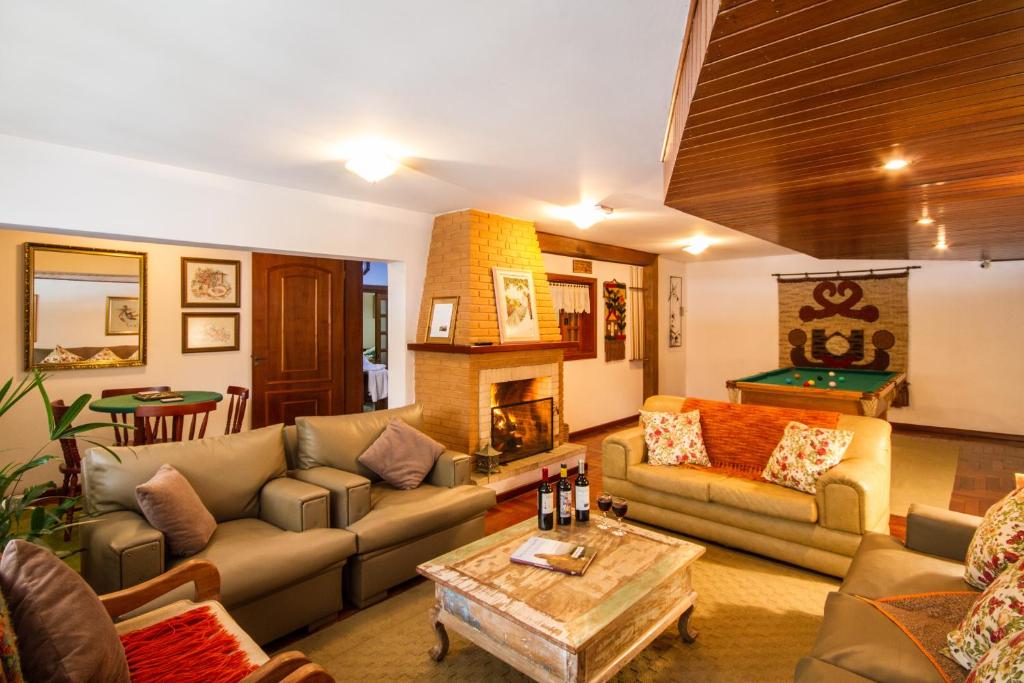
[510,535,596,576]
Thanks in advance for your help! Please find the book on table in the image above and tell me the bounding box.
[510,535,596,576]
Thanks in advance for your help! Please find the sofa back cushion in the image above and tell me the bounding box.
[83,424,287,522]
[295,403,424,479]
[679,398,840,473]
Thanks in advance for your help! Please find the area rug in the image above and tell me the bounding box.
[285,540,839,682]
[890,434,960,516]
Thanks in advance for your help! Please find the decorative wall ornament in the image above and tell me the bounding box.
[181,257,241,307]
[492,267,540,342]
[603,280,627,362]
[105,296,140,335]
[182,312,240,353]
[628,266,645,361]
[426,296,459,344]
[668,275,683,348]
[572,259,593,274]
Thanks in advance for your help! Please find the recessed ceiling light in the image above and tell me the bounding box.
[341,138,403,183]
[554,204,613,229]
[681,236,714,255]
[916,217,934,226]
[883,158,909,171]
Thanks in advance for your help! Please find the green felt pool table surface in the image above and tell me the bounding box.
[734,367,899,394]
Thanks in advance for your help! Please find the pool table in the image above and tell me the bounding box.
[725,367,906,419]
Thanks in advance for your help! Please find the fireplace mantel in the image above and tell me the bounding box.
[408,341,575,355]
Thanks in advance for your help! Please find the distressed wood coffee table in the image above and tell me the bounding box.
[417,517,704,682]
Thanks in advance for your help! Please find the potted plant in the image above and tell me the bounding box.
[0,370,120,550]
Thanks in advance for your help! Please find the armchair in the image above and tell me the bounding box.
[285,403,496,608]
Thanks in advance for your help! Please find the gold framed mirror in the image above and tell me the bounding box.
[24,243,148,370]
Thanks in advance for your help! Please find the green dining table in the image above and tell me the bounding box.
[89,391,223,445]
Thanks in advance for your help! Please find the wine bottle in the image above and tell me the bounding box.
[574,458,590,522]
[538,467,554,530]
[557,463,572,526]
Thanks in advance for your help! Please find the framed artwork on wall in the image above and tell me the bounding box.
[669,275,683,348]
[181,257,241,307]
[492,268,540,343]
[105,296,140,335]
[181,312,240,353]
[426,296,459,343]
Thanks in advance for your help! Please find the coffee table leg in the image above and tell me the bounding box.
[429,603,449,662]
[678,605,698,643]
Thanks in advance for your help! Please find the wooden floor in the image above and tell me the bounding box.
[487,426,1024,541]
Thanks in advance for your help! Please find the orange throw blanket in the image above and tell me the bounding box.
[681,398,841,478]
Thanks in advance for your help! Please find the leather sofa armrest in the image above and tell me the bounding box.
[602,426,644,480]
[291,466,371,528]
[816,456,890,535]
[427,450,472,488]
[905,503,982,562]
[260,477,330,532]
[81,510,165,595]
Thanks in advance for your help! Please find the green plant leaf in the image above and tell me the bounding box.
[51,393,93,437]
[29,506,45,532]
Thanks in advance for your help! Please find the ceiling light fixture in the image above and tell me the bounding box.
[555,204,613,230]
[681,236,714,255]
[341,138,402,183]
[883,158,909,171]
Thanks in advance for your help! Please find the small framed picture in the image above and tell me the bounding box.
[106,296,141,335]
[181,313,240,353]
[181,257,241,307]
[426,296,459,343]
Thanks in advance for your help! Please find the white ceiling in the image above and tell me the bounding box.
[0,1,789,261]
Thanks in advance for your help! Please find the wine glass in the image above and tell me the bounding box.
[596,493,613,530]
[610,498,629,537]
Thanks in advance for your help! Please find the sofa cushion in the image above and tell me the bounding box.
[347,484,496,554]
[170,518,356,607]
[626,463,726,502]
[968,628,1024,683]
[639,409,710,467]
[840,533,975,599]
[761,421,853,495]
[295,403,424,479]
[708,477,818,523]
[808,591,944,683]
[84,424,287,522]
[965,486,1024,589]
[135,464,217,556]
[357,419,444,490]
[948,557,1024,670]
[0,540,130,683]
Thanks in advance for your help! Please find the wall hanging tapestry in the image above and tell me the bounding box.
[628,266,645,361]
[777,268,911,405]
[603,280,627,362]
[668,275,683,348]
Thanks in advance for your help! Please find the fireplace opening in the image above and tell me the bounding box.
[490,378,553,462]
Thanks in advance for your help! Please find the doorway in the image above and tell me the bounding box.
[361,261,388,411]
[250,252,363,427]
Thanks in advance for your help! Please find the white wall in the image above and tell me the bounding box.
[542,253,644,431]
[685,254,1024,435]
[658,256,687,397]
[0,134,434,484]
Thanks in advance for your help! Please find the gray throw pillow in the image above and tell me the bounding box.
[0,540,130,683]
[136,464,217,556]
[357,419,445,489]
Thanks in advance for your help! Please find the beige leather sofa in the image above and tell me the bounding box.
[796,504,983,681]
[284,403,497,608]
[82,424,358,644]
[602,395,891,577]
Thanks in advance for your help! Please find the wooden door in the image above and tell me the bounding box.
[251,253,363,427]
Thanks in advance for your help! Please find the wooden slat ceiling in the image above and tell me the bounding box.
[663,0,1024,260]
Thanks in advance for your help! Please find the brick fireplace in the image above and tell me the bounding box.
[410,210,582,482]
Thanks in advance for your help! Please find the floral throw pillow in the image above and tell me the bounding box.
[948,559,1024,670]
[965,487,1024,590]
[761,421,853,494]
[966,628,1024,683]
[639,410,710,467]
[88,348,121,362]
[39,345,82,364]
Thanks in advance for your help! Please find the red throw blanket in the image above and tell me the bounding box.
[681,398,841,478]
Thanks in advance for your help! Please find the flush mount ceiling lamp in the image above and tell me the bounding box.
[916,216,935,226]
[680,236,714,255]
[554,203,613,229]
[341,138,403,183]
[882,157,910,171]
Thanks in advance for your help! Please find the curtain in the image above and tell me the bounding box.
[550,282,591,314]
[628,266,645,361]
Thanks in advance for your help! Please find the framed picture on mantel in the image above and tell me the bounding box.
[492,267,540,343]
[426,296,459,344]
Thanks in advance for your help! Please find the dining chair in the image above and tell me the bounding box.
[100,385,171,446]
[135,401,218,444]
[224,385,250,434]
[50,399,82,540]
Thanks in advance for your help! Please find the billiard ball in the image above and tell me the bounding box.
[785,378,793,384]
[816,375,824,381]
[838,376,846,382]
[807,380,816,386]
[794,373,801,379]
[828,381,837,387]
[828,371,836,377]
